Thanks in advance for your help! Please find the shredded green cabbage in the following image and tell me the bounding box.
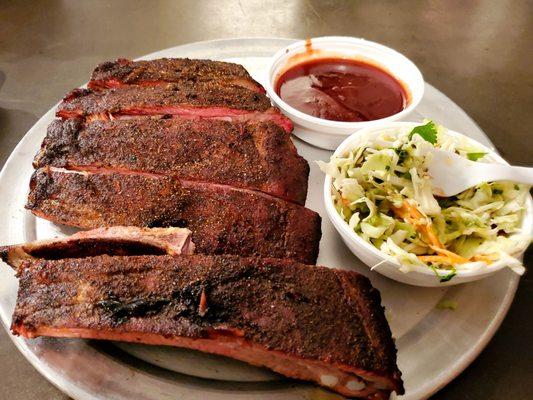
[318,121,531,281]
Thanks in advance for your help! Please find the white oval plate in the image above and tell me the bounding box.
[0,38,520,400]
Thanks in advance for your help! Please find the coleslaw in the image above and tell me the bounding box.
[318,121,531,282]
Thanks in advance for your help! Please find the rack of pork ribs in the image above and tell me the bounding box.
[3,58,404,399]
[29,58,319,265]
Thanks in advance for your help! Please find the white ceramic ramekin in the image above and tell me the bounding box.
[324,122,532,287]
[265,37,425,150]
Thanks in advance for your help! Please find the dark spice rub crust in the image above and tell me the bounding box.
[26,167,321,264]
[34,118,309,204]
[88,58,265,93]
[56,83,293,132]
[9,253,403,397]
[57,82,271,116]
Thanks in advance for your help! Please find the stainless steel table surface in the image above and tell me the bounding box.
[0,1,531,399]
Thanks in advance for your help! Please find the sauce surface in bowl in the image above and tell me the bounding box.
[275,58,408,122]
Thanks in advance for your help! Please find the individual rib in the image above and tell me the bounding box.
[0,226,194,269]
[3,251,403,398]
[56,83,293,133]
[34,118,308,204]
[88,58,265,93]
[27,167,321,264]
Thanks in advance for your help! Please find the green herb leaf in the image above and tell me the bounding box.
[440,271,456,282]
[466,152,487,161]
[437,299,458,310]
[492,188,503,195]
[437,196,457,208]
[429,264,457,283]
[394,148,409,163]
[408,121,438,144]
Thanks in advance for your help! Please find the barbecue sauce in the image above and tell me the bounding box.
[275,58,407,122]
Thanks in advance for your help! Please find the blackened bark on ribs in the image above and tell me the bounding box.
[88,58,265,93]
[59,82,272,114]
[8,252,403,398]
[26,167,321,264]
[56,83,292,133]
[34,118,308,204]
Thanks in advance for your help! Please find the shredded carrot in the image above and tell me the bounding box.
[418,253,498,266]
[394,200,481,266]
[392,200,443,248]
[429,246,470,264]
[394,200,498,267]
[341,197,351,206]
[417,255,462,265]
[471,253,499,264]
[418,255,468,265]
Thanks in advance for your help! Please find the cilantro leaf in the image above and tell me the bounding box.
[466,152,487,161]
[437,196,456,208]
[428,264,457,283]
[440,270,456,282]
[408,121,438,144]
[394,148,409,163]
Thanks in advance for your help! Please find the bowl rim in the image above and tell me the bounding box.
[323,121,532,279]
[264,36,425,132]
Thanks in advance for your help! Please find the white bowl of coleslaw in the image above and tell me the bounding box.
[321,121,532,286]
